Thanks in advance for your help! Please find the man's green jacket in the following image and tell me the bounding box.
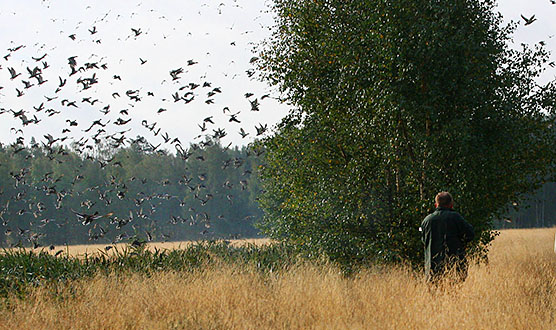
[421,207,474,276]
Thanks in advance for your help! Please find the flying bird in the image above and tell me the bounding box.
[32,54,47,62]
[71,209,113,225]
[521,14,537,26]
[131,28,142,36]
[250,98,260,111]
[255,123,268,136]
[239,128,249,138]
[8,67,20,79]
[228,112,241,123]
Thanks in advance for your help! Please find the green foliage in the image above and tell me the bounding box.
[0,249,96,299]
[257,0,556,268]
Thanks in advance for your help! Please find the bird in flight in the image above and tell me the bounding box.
[71,209,113,225]
[8,67,20,79]
[521,14,537,26]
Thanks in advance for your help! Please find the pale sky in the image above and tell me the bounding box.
[0,0,555,150]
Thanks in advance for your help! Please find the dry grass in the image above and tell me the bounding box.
[2,228,556,329]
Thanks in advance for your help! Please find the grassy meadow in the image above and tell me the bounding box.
[1,228,555,329]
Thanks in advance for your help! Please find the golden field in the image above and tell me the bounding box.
[1,228,555,329]
[17,238,273,258]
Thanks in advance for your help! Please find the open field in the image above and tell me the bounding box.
[6,238,273,258]
[1,228,556,329]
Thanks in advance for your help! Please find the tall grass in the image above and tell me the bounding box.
[1,228,555,329]
[0,241,296,298]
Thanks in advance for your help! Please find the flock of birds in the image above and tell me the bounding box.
[0,1,277,249]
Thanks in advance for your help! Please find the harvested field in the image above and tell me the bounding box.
[4,238,272,258]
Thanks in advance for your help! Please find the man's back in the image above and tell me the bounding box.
[421,207,474,279]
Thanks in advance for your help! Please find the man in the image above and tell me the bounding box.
[421,192,474,283]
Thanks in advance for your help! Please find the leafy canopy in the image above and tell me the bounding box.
[256,0,556,268]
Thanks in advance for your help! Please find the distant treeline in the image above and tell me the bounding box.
[0,135,552,248]
[495,182,556,230]
[0,137,264,247]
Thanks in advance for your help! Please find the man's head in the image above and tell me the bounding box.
[435,192,453,209]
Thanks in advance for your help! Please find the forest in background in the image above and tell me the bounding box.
[0,136,264,247]
[0,134,553,248]
[498,182,556,229]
